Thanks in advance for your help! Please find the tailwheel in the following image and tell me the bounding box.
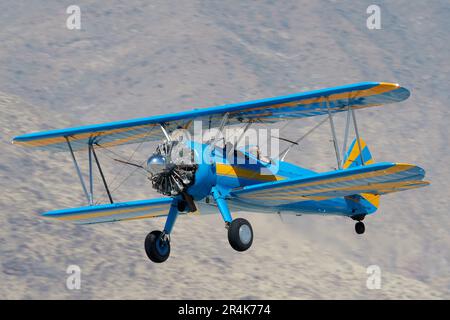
[145,230,171,263]
[228,218,253,252]
[355,221,365,235]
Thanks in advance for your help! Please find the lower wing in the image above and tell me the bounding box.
[230,162,429,205]
[42,198,173,224]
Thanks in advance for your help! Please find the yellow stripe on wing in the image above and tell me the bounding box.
[242,180,426,201]
[113,210,170,222]
[14,83,400,149]
[240,163,414,197]
[55,204,170,221]
[13,123,159,148]
[229,83,399,115]
[241,180,425,202]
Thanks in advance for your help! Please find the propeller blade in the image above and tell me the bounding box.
[181,191,197,212]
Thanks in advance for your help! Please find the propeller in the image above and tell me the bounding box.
[146,140,198,211]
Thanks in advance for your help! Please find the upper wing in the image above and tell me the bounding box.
[229,162,428,206]
[42,198,173,225]
[12,82,409,152]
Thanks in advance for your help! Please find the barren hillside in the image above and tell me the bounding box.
[0,0,448,299]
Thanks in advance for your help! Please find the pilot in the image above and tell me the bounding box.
[249,146,271,164]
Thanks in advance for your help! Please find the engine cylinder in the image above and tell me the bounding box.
[147,140,216,199]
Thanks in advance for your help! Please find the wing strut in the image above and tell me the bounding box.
[88,144,94,205]
[91,146,114,204]
[277,96,367,169]
[351,107,365,166]
[234,121,252,149]
[159,123,172,142]
[228,121,253,158]
[326,98,342,169]
[212,112,230,148]
[66,137,115,205]
[66,137,91,204]
[341,100,352,166]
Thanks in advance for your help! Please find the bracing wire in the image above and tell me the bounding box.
[92,126,156,204]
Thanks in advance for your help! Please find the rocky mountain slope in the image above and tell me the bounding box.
[0,0,448,299]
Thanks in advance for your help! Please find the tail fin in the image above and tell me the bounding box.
[343,138,375,169]
[343,138,380,213]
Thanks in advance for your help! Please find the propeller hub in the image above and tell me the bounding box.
[147,154,169,175]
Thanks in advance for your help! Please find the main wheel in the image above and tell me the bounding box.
[355,221,365,235]
[145,230,171,263]
[228,218,253,251]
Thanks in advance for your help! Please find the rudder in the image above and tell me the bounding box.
[343,138,374,169]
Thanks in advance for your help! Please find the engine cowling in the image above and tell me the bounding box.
[147,140,216,200]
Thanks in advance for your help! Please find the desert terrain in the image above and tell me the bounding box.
[0,0,448,299]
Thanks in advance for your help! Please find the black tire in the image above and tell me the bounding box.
[228,218,253,252]
[145,230,170,263]
[355,221,365,235]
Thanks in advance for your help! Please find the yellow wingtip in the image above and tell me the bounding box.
[379,82,400,88]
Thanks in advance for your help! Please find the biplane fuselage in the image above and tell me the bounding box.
[187,140,377,217]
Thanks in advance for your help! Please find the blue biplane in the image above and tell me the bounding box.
[13,82,429,263]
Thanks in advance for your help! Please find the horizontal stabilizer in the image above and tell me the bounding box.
[42,198,173,225]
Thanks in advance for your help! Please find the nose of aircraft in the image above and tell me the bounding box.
[147,154,168,175]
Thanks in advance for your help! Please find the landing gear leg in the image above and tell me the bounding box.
[212,187,254,252]
[145,200,179,263]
